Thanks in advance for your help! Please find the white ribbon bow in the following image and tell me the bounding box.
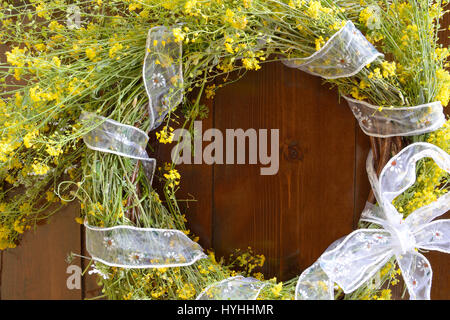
[297,142,450,300]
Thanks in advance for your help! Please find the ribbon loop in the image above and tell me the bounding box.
[319,229,393,293]
[414,220,450,254]
[282,21,383,79]
[80,111,156,185]
[345,96,445,138]
[85,223,206,268]
[143,26,184,130]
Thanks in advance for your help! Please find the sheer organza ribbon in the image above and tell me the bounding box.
[80,111,156,184]
[296,142,450,300]
[81,112,206,268]
[80,25,192,269]
[85,223,206,268]
[282,21,383,79]
[345,96,445,138]
[143,26,183,130]
[196,276,267,300]
[282,20,445,137]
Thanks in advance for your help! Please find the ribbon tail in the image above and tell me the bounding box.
[396,251,432,300]
[295,260,334,300]
[196,276,266,300]
[143,26,184,130]
[415,219,450,254]
[319,229,393,294]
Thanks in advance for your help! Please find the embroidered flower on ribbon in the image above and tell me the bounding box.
[151,73,166,88]
[128,251,144,263]
[103,236,116,251]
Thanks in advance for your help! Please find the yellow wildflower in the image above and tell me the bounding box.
[32,162,50,175]
[13,220,25,234]
[307,1,322,19]
[381,61,396,78]
[271,282,283,297]
[172,28,185,43]
[436,68,450,106]
[24,129,39,148]
[315,36,325,51]
[156,127,175,144]
[129,3,142,11]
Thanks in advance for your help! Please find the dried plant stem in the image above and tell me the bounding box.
[367,136,406,204]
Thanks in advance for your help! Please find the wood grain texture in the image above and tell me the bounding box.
[150,93,215,250]
[212,62,356,279]
[1,202,81,299]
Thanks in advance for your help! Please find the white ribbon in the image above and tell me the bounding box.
[143,26,184,130]
[81,112,207,268]
[345,96,445,138]
[196,276,267,300]
[66,5,81,29]
[80,111,156,184]
[295,238,343,300]
[85,223,206,268]
[296,142,450,300]
[282,21,383,79]
[81,25,189,269]
[282,20,445,137]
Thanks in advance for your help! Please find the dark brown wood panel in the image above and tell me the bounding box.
[177,97,215,249]
[1,202,81,299]
[212,62,356,279]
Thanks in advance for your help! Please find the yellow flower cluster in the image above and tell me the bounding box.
[164,168,181,188]
[306,1,332,20]
[224,9,248,30]
[172,28,186,43]
[31,162,50,175]
[359,5,381,30]
[436,68,450,107]
[394,120,450,216]
[156,127,175,144]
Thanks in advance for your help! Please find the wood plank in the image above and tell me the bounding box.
[1,202,81,299]
[177,96,215,249]
[212,62,356,280]
[353,128,371,228]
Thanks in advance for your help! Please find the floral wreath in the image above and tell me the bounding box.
[1,0,449,300]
